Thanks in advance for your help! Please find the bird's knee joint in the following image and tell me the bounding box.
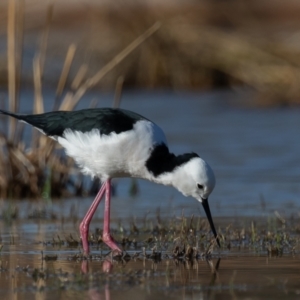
[102,233,111,242]
[80,222,89,233]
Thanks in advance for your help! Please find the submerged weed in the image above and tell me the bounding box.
[44,254,58,261]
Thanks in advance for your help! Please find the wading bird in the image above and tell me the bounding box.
[0,108,219,255]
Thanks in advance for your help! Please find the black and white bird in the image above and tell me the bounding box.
[0,108,219,254]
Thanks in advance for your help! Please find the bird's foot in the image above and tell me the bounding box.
[102,233,122,254]
[103,250,130,272]
[82,251,91,259]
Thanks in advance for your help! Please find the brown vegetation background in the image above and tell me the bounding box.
[1,0,300,106]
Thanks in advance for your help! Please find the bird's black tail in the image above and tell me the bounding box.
[0,109,26,121]
[0,109,50,136]
[0,109,64,137]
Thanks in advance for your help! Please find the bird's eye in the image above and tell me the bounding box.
[197,184,203,189]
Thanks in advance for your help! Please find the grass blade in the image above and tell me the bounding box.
[7,0,17,141]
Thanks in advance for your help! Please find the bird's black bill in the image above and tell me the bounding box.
[202,198,220,247]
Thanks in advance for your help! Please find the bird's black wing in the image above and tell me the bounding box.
[0,108,148,137]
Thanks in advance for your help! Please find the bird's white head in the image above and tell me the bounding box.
[170,156,219,246]
[173,157,216,202]
[148,152,219,247]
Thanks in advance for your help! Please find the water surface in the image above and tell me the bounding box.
[0,89,299,299]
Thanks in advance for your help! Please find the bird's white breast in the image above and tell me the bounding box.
[57,120,167,180]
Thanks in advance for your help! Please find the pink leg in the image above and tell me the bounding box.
[81,260,89,274]
[80,182,106,255]
[102,179,122,253]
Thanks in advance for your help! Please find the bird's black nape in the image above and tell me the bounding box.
[145,144,199,177]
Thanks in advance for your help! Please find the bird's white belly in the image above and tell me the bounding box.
[57,120,167,180]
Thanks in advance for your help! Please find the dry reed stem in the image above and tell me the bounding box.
[0,135,8,196]
[33,55,44,114]
[89,98,100,109]
[113,76,124,109]
[32,54,45,150]
[7,0,16,141]
[52,43,77,111]
[71,64,88,91]
[15,0,24,115]
[39,3,54,77]
[9,149,30,184]
[12,0,25,146]
[59,21,161,111]
[11,147,35,174]
[56,44,77,97]
[36,137,56,168]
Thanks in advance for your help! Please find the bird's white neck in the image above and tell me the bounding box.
[144,164,189,196]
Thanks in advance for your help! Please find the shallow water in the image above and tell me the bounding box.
[0,232,299,300]
[0,89,300,299]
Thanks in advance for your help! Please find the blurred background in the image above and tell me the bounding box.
[0,0,299,218]
[1,0,300,104]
